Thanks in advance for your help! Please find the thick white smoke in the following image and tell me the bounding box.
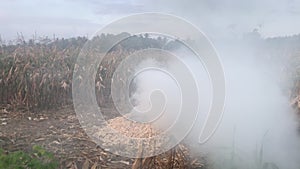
[196,42,300,169]
[130,40,300,169]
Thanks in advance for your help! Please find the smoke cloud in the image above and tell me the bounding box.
[129,37,300,168]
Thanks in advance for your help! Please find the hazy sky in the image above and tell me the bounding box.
[1,0,300,40]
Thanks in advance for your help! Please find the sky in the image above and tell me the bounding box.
[0,0,300,41]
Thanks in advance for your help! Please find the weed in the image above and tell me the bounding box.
[0,145,58,169]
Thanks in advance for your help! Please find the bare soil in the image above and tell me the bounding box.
[0,106,206,169]
[0,106,134,169]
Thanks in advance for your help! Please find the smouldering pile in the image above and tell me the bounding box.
[93,116,204,169]
[92,115,167,155]
[107,116,161,138]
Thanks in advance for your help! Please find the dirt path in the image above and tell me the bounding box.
[0,106,133,169]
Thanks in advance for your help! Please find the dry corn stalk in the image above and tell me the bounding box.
[131,141,191,169]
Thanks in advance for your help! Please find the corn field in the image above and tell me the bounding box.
[0,37,124,111]
[2,33,298,113]
[0,39,82,111]
[0,34,168,112]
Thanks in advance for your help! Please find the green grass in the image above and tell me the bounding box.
[0,145,58,169]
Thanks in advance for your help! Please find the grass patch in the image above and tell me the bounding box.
[0,145,58,169]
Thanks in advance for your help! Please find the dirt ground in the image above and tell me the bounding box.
[0,105,135,169]
[0,106,206,169]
